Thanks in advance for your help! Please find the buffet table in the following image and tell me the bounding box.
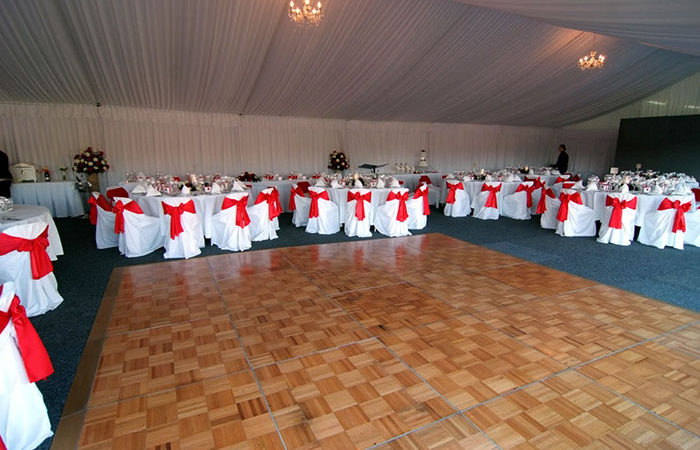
[0,205,64,258]
[10,181,85,218]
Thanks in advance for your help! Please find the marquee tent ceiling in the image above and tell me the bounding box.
[1,0,699,127]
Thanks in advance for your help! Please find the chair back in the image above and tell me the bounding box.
[106,187,130,203]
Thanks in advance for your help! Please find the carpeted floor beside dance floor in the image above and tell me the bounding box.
[52,234,700,449]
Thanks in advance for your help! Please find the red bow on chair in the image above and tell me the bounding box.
[419,175,432,185]
[347,191,371,221]
[289,186,305,212]
[481,184,501,208]
[221,196,251,228]
[88,193,112,225]
[556,192,583,222]
[0,226,53,280]
[113,200,143,234]
[387,191,409,222]
[0,287,54,382]
[515,183,537,208]
[555,176,570,184]
[445,182,463,204]
[309,190,330,219]
[255,190,282,220]
[163,200,196,239]
[658,198,692,233]
[535,187,555,214]
[413,187,430,216]
[606,196,638,229]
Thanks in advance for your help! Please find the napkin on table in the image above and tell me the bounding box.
[232,179,248,191]
[330,179,343,189]
[376,178,385,188]
[131,182,148,194]
[181,185,191,196]
[390,178,400,188]
[211,182,222,194]
[354,180,363,188]
[314,178,327,187]
[146,185,161,196]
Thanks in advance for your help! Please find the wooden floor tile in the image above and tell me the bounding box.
[256,339,455,448]
[218,269,323,305]
[477,298,643,367]
[481,262,598,297]
[233,297,370,367]
[465,371,698,449]
[335,283,462,335]
[380,315,566,410]
[374,415,496,449]
[655,324,700,359]
[578,341,700,436]
[207,248,296,279]
[79,371,283,449]
[306,267,404,295]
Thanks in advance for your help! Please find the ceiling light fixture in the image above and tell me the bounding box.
[289,0,323,26]
[578,34,605,71]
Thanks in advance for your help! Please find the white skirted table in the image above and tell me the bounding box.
[10,181,84,218]
[0,205,64,258]
[326,188,395,225]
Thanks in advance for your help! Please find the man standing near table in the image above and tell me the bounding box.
[551,144,569,173]
[0,150,12,198]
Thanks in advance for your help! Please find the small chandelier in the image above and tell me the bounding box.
[289,0,323,26]
[578,51,606,71]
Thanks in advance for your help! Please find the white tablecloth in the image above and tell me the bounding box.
[578,191,696,227]
[389,173,443,192]
[10,181,84,218]
[0,205,64,258]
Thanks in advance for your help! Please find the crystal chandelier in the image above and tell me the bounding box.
[578,51,606,71]
[289,0,323,25]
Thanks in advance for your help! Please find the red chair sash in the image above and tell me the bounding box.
[162,200,196,239]
[535,187,555,214]
[0,434,5,450]
[515,183,537,208]
[289,186,305,211]
[309,190,330,219]
[445,182,464,204]
[347,191,372,221]
[297,181,310,193]
[412,187,430,216]
[0,287,54,382]
[562,182,575,189]
[419,175,432,185]
[556,192,583,222]
[387,191,409,222]
[481,183,501,208]
[605,196,638,229]
[254,190,282,220]
[658,198,692,233]
[555,176,570,184]
[88,194,112,225]
[113,200,144,234]
[0,226,52,280]
[221,196,251,228]
[106,187,129,203]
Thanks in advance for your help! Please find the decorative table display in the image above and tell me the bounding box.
[73,147,110,193]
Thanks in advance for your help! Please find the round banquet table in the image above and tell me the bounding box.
[0,205,64,259]
[578,190,696,227]
[10,181,85,218]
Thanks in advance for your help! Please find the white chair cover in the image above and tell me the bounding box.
[597,193,638,246]
[211,193,252,252]
[0,222,63,317]
[638,199,692,250]
[406,184,430,230]
[246,188,279,241]
[0,282,53,450]
[291,184,311,228]
[345,188,372,238]
[305,187,340,235]
[161,198,204,259]
[555,190,596,237]
[530,183,544,215]
[94,195,118,249]
[539,189,560,230]
[114,197,164,258]
[374,188,411,237]
[502,181,534,220]
[684,211,700,247]
[473,182,502,220]
[443,181,470,217]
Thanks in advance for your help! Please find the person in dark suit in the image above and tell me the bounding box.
[0,150,12,198]
[552,144,569,173]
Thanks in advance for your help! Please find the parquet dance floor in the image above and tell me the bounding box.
[62,234,700,449]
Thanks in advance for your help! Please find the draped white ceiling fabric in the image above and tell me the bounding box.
[1,0,699,127]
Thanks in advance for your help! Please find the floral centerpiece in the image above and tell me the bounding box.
[237,171,261,182]
[328,150,349,172]
[73,147,109,192]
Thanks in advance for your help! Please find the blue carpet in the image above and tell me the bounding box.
[31,208,700,448]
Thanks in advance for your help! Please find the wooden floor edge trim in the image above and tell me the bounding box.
[51,267,124,450]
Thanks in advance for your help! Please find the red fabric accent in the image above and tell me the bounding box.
[571,175,581,181]
[113,200,143,234]
[515,183,537,208]
[481,183,501,208]
[562,182,575,189]
[0,434,5,450]
[605,196,638,229]
[254,190,282,220]
[445,182,464,204]
[398,180,404,185]
[412,187,431,216]
[347,191,372,221]
[297,181,310,193]
[419,175,432,185]
[692,188,700,208]
[221,196,251,228]
[0,226,53,280]
[88,193,111,225]
[535,187,555,214]
[288,186,305,211]
[556,192,583,222]
[387,191,409,222]
[162,200,196,239]
[106,187,129,203]
[308,190,330,219]
[0,287,54,382]
[658,198,692,233]
[555,176,572,184]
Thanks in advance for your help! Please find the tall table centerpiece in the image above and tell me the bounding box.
[73,147,110,192]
